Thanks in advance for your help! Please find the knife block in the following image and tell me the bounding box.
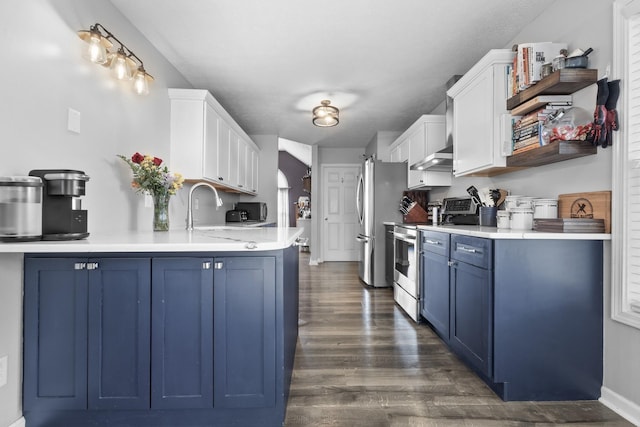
[403,204,429,223]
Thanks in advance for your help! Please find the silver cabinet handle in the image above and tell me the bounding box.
[86,262,99,270]
[214,261,224,270]
[202,261,211,270]
[457,245,477,254]
[425,239,441,245]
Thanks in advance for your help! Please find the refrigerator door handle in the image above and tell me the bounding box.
[356,174,364,225]
[356,234,369,243]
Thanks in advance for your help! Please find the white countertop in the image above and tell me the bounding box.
[384,222,610,240]
[0,226,304,253]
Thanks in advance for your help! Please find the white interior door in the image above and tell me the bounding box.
[322,165,360,262]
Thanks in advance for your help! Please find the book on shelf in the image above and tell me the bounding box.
[510,94,573,116]
[513,135,541,151]
[515,42,568,94]
[512,142,541,155]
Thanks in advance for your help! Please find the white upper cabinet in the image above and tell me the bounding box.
[169,89,259,194]
[391,115,451,189]
[447,49,515,177]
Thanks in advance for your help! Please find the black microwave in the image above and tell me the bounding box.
[235,202,267,222]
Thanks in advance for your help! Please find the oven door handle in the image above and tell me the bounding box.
[393,232,416,243]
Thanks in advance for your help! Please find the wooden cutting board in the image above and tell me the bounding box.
[557,191,611,233]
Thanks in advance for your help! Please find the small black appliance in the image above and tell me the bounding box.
[235,202,267,222]
[441,197,479,225]
[28,169,90,240]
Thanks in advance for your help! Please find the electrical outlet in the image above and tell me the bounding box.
[0,355,7,388]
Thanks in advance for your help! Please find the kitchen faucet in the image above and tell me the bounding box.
[186,182,223,230]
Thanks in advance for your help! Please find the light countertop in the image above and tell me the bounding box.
[0,226,304,253]
[384,222,610,240]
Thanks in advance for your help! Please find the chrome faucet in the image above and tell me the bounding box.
[186,182,223,230]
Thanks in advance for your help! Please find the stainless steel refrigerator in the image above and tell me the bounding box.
[356,158,407,287]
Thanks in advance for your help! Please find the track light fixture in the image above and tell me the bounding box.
[312,100,339,127]
[78,23,154,95]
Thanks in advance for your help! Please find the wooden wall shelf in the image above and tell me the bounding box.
[506,140,597,168]
[506,69,598,110]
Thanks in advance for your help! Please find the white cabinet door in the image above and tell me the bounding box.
[408,126,426,188]
[228,130,240,187]
[203,103,220,182]
[390,145,401,162]
[452,67,495,175]
[248,145,259,194]
[217,120,230,185]
[237,138,248,191]
[448,49,514,176]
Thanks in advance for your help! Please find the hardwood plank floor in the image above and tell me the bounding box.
[284,254,632,427]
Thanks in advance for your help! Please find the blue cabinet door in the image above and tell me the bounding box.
[421,250,450,341]
[450,260,493,378]
[151,258,214,409]
[214,256,276,408]
[24,258,88,411]
[87,258,151,409]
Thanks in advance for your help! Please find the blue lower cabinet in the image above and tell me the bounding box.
[151,257,214,409]
[23,250,296,427]
[214,256,277,408]
[449,260,493,379]
[23,258,89,411]
[420,250,450,341]
[87,258,151,410]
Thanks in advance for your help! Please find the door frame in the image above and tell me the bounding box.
[320,163,361,262]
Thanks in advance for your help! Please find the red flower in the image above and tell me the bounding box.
[152,157,163,166]
[131,152,144,164]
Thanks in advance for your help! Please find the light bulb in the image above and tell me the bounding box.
[110,50,132,80]
[86,33,107,64]
[133,68,149,95]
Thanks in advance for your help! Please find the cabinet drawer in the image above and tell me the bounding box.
[451,235,492,269]
[421,231,449,257]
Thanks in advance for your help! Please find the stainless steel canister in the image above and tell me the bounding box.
[0,176,43,241]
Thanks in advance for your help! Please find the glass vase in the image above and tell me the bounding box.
[152,192,170,231]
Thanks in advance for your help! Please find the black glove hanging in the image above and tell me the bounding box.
[603,79,620,148]
[589,77,609,146]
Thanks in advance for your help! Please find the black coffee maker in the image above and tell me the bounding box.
[29,169,90,240]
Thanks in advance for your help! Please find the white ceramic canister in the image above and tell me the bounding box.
[504,195,522,211]
[496,210,511,229]
[517,196,537,210]
[510,207,534,230]
[533,198,558,219]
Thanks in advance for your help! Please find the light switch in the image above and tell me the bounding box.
[0,355,7,388]
[68,108,81,134]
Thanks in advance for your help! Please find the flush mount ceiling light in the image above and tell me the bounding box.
[312,100,339,127]
[78,23,154,95]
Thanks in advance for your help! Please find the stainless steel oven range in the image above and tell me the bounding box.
[393,224,419,321]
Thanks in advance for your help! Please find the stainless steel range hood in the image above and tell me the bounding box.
[409,145,453,172]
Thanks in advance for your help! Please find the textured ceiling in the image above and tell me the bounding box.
[110,0,557,148]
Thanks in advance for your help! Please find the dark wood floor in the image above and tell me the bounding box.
[284,254,632,426]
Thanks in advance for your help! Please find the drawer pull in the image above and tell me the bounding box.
[458,245,478,254]
[425,239,441,245]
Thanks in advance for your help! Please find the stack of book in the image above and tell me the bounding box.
[533,218,605,233]
[507,42,567,96]
[511,95,573,154]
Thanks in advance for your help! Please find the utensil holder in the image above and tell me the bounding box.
[479,206,498,227]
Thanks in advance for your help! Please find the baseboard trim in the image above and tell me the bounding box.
[600,386,640,426]
[7,416,25,427]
